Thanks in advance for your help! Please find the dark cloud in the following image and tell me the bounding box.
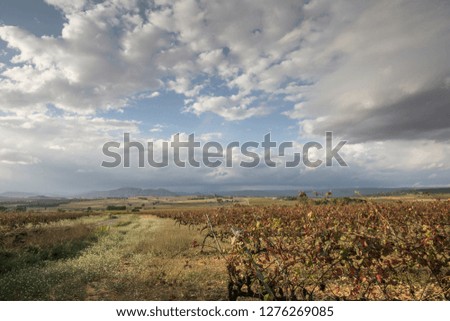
[314,86,450,143]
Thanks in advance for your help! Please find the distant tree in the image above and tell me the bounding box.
[298,191,308,201]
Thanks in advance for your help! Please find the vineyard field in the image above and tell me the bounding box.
[0,198,448,300]
[154,201,449,300]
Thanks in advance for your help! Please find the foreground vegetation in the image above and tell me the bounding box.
[0,197,448,300]
[154,200,450,300]
[0,213,226,300]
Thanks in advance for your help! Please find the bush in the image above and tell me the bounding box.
[106,205,126,211]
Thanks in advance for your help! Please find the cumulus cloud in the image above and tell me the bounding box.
[186,95,271,121]
[1,0,447,126]
[149,123,165,132]
[0,2,167,114]
[0,0,308,119]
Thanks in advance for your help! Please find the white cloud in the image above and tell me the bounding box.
[0,3,167,114]
[44,0,90,14]
[0,148,41,165]
[0,111,139,167]
[186,95,270,121]
[342,141,450,171]
[132,91,160,100]
[2,0,445,126]
[198,132,223,141]
[149,123,165,133]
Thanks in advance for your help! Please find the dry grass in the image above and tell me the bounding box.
[0,214,228,300]
[84,215,228,300]
[0,211,96,228]
[1,224,93,249]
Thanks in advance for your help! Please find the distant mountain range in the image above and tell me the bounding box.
[1,186,449,200]
[0,191,39,198]
[76,187,179,199]
[0,192,57,199]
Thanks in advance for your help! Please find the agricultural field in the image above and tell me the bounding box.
[0,196,448,301]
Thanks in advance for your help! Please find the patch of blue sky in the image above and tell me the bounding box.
[195,74,240,97]
[0,40,18,66]
[0,0,65,37]
[99,71,301,143]
[100,91,199,137]
[45,103,67,117]
[101,91,299,145]
[243,96,300,142]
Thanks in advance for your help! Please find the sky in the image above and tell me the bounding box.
[0,0,449,195]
